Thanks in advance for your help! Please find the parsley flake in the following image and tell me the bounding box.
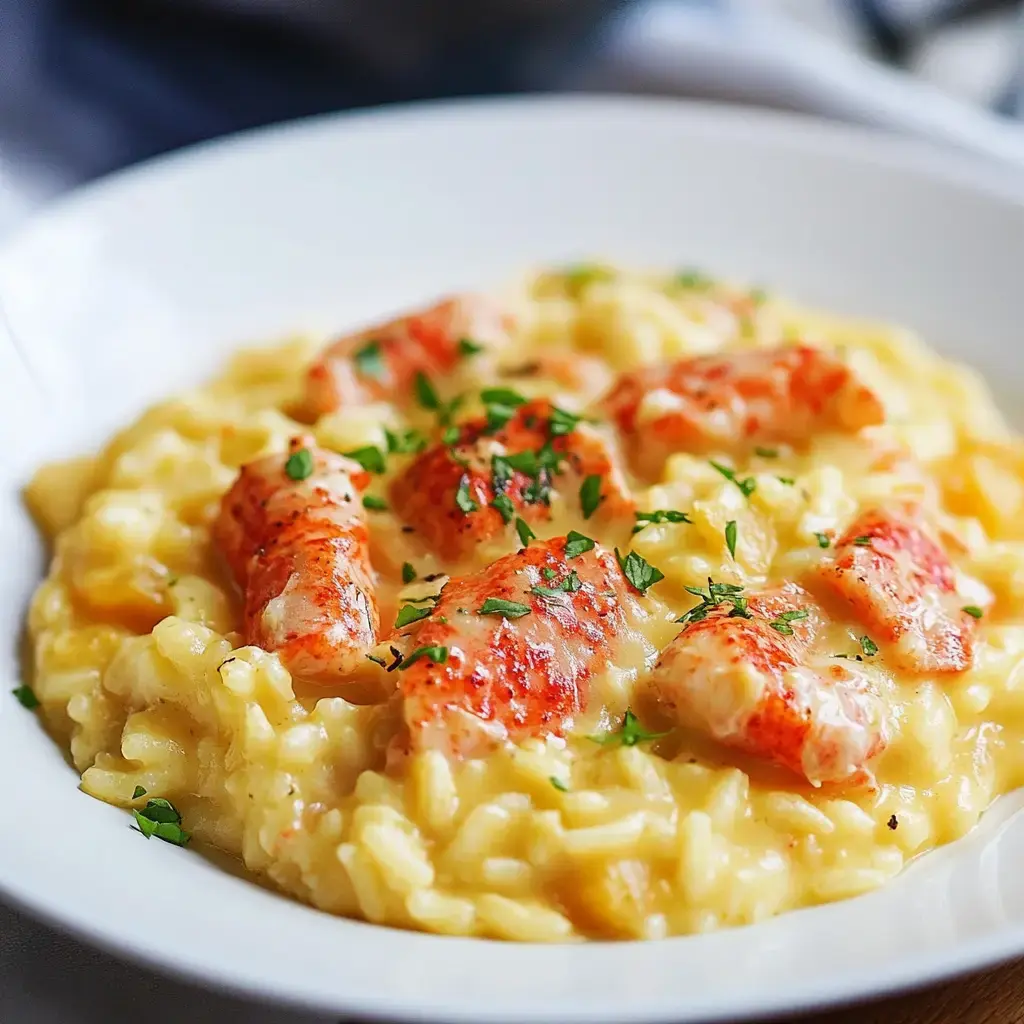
[442,426,460,445]
[399,645,449,670]
[12,685,39,709]
[725,520,738,559]
[478,598,531,618]
[768,609,809,635]
[814,532,831,549]
[480,387,527,433]
[859,635,879,657]
[709,459,756,498]
[579,474,603,520]
[852,535,872,547]
[963,605,984,619]
[777,477,795,486]
[588,709,670,748]
[132,786,147,800]
[754,446,778,458]
[677,578,749,626]
[490,493,516,524]
[531,571,582,600]
[395,604,433,628]
[344,445,386,475]
[415,372,441,411]
[353,339,386,380]
[284,448,314,481]
[633,509,692,535]
[542,568,557,579]
[615,549,665,594]
[455,474,479,514]
[549,776,569,793]
[362,495,388,512]
[549,406,583,437]
[564,531,595,559]
[384,428,427,455]
[133,798,191,847]
[458,337,484,357]
[402,562,417,584]
[515,517,535,548]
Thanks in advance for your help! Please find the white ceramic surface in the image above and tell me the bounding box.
[2,97,1024,1024]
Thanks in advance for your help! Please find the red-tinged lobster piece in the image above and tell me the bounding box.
[602,345,885,477]
[391,537,660,759]
[305,295,514,416]
[649,583,887,785]
[215,437,380,680]
[815,507,978,674]
[390,399,633,563]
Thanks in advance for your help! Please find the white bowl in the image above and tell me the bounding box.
[2,97,1023,1023]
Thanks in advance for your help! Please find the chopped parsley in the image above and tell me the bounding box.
[343,445,386,475]
[133,798,191,847]
[442,426,460,445]
[11,685,39,709]
[633,509,692,535]
[455,474,479,514]
[564,531,595,559]
[677,578,750,626]
[395,604,433,628]
[399,645,449,670]
[709,459,756,498]
[963,605,984,619]
[725,520,738,559]
[132,786,147,800]
[768,609,809,635]
[754,446,778,459]
[588,709,670,748]
[542,568,557,579]
[415,371,441,411]
[579,474,603,520]
[490,493,516,524]
[362,495,388,512]
[385,427,427,455]
[549,406,583,437]
[777,477,795,486]
[515,517,536,548]
[402,562,417,584]
[852,535,872,547]
[615,549,665,594]
[674,269,713,290]
[458,337,484,357]
[353,339,386,380]
[859,635,879,657]
[531,571,582,600]
[478,598,531,618]
[284,448,314,481]
[814,532,831,549]
[480,387,527,432]
[549,776,569,793]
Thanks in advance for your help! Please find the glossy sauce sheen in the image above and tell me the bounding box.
[25,267,1024,943]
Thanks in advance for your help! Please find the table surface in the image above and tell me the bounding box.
[2,899,1022,1024]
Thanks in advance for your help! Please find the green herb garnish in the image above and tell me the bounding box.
[754,446,778,458]
[353,339,386,380]
[709,459,756,498]
[344,445,386,475]
[777,477,795,486]
[859,635,879,657]
[768,609,809,635]
[384,427,427,455]
[564,531,595,559]
[480,387,527,433]
[549,776,570,792]
[853,535,872,547]
[615,549,665,594]
[531,571,582,600]
[515,517,536,548]
[814,532,831,549]
[395,604,433,628]
[549,406,583,437]
[12,685,39,710]
[579,474,603,520]
[478,598,531,618]
[677,578,749,626]
[674,269,713,290]
[588,709,670,748]
[490,493,516,524]
[362,495,388,512]
[455,474,479,514]
[284,448,314,481]
[725,520,738,559]
[133,798,191,847]
[632,509,692,534]
[963,605,984,619]
[458,337,484,357]
[132,786,147,799]
[399,645,449,670]
[402,562,417,584]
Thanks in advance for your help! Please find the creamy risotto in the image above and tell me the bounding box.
[22,266,1024,942]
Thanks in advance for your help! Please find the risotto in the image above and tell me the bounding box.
[22,265,1024,942]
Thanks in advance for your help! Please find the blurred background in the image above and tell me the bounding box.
[1,0,1023,238]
